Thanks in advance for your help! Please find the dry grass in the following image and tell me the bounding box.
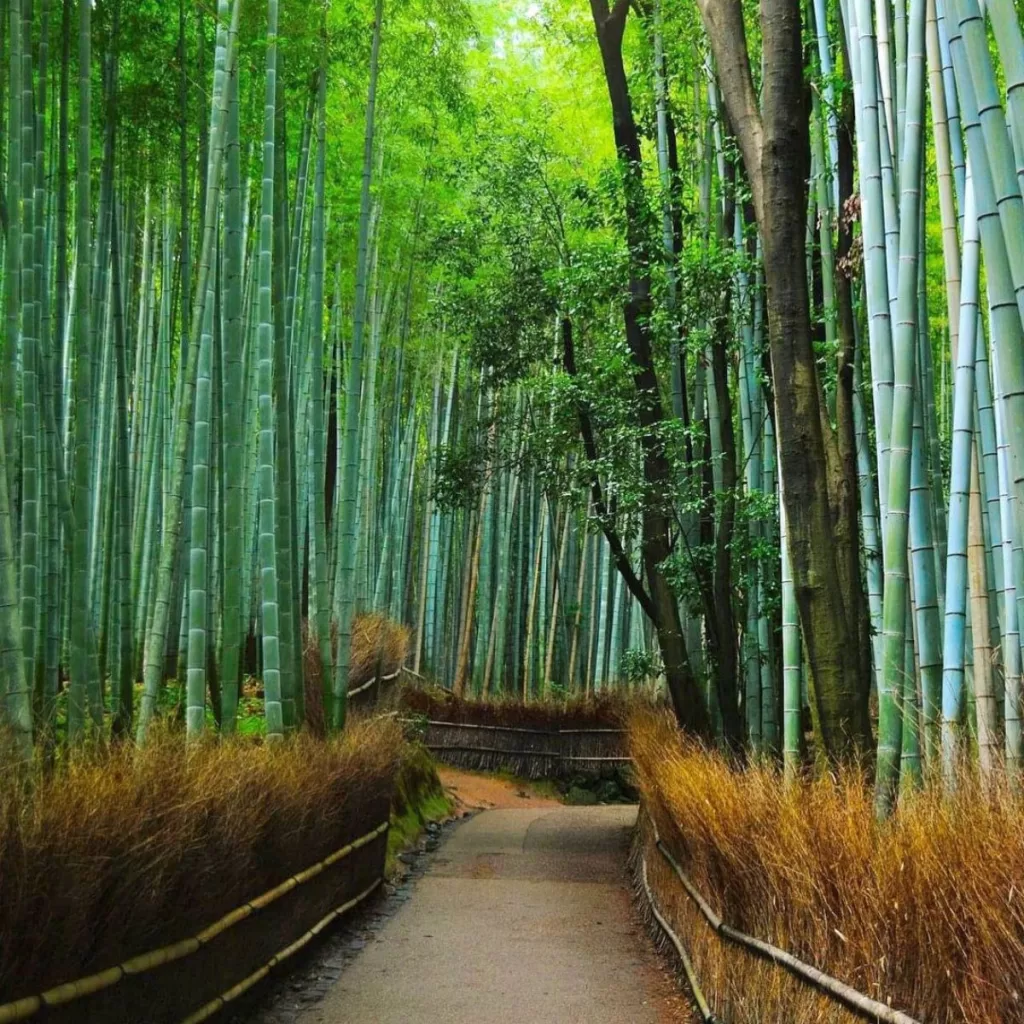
[629,706,1024,1024]
[349,613,410,684]
[303,613,411,734]
[0,717,402,1004]
[399,685,634,729]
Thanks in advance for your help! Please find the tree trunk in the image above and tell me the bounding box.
[708,313,743,748]
[696,0,872,759]
[833,56,875,726]
[588,0,711,738]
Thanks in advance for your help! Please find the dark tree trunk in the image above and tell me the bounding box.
[709,313,743,748]
[835,39,875,720]
[665,108,693,450]
[696,0,872,759]
[588,0,711,738]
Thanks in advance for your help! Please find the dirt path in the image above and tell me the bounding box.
[296,800,690,1024]
[437,765,563,811]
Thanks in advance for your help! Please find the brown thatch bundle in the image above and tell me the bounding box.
[303,614,411,733]
[399,686,631,729]
[400,686,635,779]
[629,705,1024,1024]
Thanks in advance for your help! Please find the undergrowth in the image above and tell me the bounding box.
[43,612,411,742]
[0,717,402,1004]
[629,706,1024,1023]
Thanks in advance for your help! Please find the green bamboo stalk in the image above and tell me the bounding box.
[253,0,285,740]
[220,31,244,733]
[948,0,1024,522]
[566,518,591,694]
[759,393,778,751]
[414,362,442,676]
[272,66,300,730]
[485,416,523,694]
[424,346,458,673]
[68,0,96,741]
[992,341,1023,775]
[186,286,215,738]
[333,0,384,730]
[853,319,884,682]
[18,0,38,729]
[901,599,923,787]
[0,414,29,758]
[968,439,999,779]
[185,0,231,739]
[875,0,927,817]
[110,201,134,737]
[136,0,241,742]
[3,0,21,520]
[32,4,51,713]
[909,359,942,763]
[544,499,572,693]
[307,61,332,707]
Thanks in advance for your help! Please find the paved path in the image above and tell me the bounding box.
[299,805,685,1024]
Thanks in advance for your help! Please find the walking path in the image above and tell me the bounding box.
[297,796,687,1023]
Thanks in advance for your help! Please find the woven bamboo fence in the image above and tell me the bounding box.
[410,718,629,779]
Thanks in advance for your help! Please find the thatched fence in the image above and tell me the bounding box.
[410,718,629,779]
[397,688,631,779]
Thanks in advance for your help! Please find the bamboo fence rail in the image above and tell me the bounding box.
[404,717,631,778]
[0,821,390,1024]
[638,809,923,1024]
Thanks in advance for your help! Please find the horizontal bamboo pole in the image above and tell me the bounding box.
[558,728,624,735]
[408,718,625,737]
[178,877,383,1024]
[0,821,390,1023]
[647,813,921,1024]
[426,743,631,762]
[347,666,401,698]
[562,755,632,762]
[639,856,719,1023]
[426,720,556,735]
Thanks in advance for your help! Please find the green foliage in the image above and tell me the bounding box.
[620,646,658,684]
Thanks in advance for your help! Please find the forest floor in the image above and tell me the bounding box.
[436,764,565,811]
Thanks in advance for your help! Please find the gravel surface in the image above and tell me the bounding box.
[294,805,689,1023]
[236,771,690,1024]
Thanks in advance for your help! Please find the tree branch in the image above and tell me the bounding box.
[560,314,659,624]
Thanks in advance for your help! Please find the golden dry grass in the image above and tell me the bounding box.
[0,717,402,1004]
[629,706,1024,1024]
[349,613,410,684]
[303,613,411,733]
[399,685,635,729]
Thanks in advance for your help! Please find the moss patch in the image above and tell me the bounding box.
[387,743,453,876]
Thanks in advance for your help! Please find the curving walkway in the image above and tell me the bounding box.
[298,804,687,1023]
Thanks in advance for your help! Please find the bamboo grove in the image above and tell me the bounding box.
[1,0,1024,813]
